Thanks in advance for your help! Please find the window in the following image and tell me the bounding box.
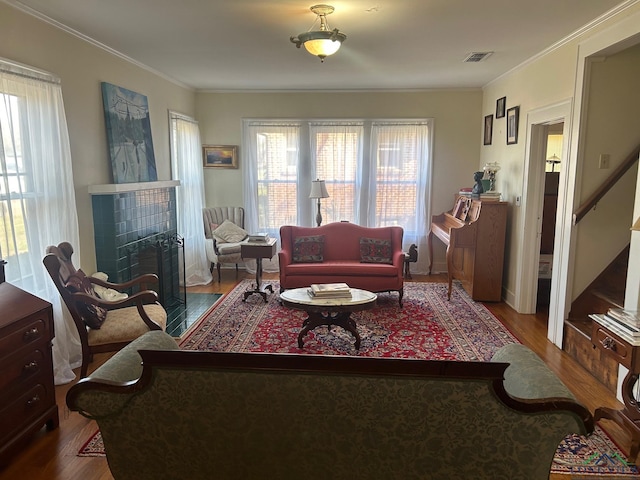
[243,119,432,273]
[169,112,211,286]
[310,123,362,224]
[244,123,300,233]
[1,59,81,384]
[0,93,34,279]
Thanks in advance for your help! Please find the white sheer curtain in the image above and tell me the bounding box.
[169,112,212,286]
[0,58,81,384]
[369,122,432,273]
[243,121,301,272]
[309,122,363,224]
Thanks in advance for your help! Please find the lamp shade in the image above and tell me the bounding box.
[302,34,343,57]
[309,179,329,199]
[290,4,346,62]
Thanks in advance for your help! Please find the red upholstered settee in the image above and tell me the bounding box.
[279,222,404,305]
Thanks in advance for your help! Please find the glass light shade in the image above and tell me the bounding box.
[304,38,342,57]
[296,30,345,59]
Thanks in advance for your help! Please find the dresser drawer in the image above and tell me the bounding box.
[0,383,52,443]
[0,348,48,395]
[593,325,633,369]
[0,316,50,361]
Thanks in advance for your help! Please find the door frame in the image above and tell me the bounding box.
[516,101,572,343]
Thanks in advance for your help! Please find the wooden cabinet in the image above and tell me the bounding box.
[0,282,58,465]
[429,198,508,301]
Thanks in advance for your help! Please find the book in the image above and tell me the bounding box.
[606,308,640,329]
[248,232,270,242]
[308,283,351,298]
[307,288,352,299]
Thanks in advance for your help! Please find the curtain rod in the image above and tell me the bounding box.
[169,110,198,124]
[0,57,60,85]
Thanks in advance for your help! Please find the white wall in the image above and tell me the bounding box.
[0,3,196,272]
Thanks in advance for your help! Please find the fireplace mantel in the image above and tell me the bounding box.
[88,180,180,195]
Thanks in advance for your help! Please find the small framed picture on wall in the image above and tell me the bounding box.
[506,106,520,145]
[483,114,493,145]
[202,145,238,168]
[496,96,506,118]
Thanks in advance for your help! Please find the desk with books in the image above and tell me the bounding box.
[428,195,507,301]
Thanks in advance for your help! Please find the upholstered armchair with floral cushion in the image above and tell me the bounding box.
[43,242,167,378]
[67,332,593,480]
[203,206,248,282]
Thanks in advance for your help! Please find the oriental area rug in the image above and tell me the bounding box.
[79,280,639,477]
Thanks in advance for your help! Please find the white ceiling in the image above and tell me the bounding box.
[5,0,632,91]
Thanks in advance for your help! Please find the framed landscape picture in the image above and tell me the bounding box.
[203,145,238,168]
[506,106,520,145]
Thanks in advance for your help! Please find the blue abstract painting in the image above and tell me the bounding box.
[101,82,157,183]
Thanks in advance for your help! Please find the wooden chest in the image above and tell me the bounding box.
[0,282,58,465]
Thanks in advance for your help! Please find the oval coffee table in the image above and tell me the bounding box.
[280,288,377,350]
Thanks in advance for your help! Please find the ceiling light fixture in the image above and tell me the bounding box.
[290,4,346,62]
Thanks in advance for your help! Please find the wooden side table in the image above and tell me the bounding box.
[590,314,640,460]
[241,238,277,302]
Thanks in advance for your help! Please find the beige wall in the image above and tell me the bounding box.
[0,3,196,272]
[195,90,483,270]
[481,2,640,303]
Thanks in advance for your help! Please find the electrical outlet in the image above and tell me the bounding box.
[599,154,610,169]
[515,196,521,207]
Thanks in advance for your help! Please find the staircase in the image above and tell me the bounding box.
[563,245,629,392]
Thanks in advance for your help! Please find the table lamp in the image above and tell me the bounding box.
[309,179,330,227]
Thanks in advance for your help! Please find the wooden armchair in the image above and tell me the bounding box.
[43,242,167,378]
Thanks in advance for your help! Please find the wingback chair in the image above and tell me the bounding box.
[43,242,168,378]
[203,206,247,282]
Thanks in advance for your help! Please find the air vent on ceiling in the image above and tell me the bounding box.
[463,52,493,63]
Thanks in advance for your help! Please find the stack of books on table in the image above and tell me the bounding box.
[248,232,270,243]
[307,283,352,299]
[603,308,640,337]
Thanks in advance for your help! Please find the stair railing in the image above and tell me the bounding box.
[573,144,640,225]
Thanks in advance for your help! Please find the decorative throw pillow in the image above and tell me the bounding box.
[293,235,325,263]
[208,223,219,238]
[64,269,108,329]
[212,219,248,243]
[360,237,393,264]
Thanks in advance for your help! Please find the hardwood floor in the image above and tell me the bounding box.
[0,272,629,480]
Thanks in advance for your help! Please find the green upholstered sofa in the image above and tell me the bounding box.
[67,331,593,480]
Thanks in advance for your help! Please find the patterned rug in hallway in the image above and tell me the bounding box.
[79,280,639,476]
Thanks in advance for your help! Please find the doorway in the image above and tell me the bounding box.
[514,100,572,349]
[537,124,563,309]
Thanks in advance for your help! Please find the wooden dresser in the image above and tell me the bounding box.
[0,282,58,465]
[429,197,508,301]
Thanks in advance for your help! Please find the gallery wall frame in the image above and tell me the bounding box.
[496,96,506,118]
[507,106,520,145]
[483,114,493,145]
[203,145,238,168]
